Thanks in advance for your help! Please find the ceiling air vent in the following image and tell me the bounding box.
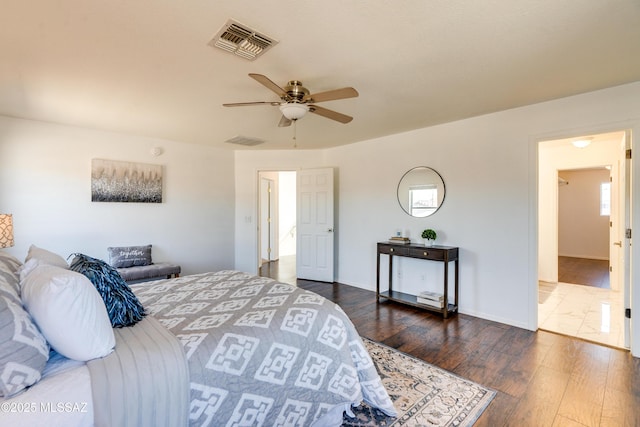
[209,19,278,61]
[225,136,265,147]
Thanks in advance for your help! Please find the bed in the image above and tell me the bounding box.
[0,249,397,426]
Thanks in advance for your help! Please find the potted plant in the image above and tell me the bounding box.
[421,229,437,246]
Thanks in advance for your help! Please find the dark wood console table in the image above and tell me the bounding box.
[376,242,459,318]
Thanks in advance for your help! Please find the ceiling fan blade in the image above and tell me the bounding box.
[305,87,358,103]
[248,73,290,100]
[308,105,353,124]
[222,101,281,107]
[278,115,292,127]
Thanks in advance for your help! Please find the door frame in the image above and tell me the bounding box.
[257,172,280,269]
[622,130,632,347]
[256,169,298,272]
[259,176,274,266]
[534,128,632,350]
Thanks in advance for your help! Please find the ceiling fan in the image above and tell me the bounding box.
[223,73,359,127]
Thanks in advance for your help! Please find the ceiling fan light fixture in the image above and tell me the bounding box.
[280,103,308,120]
[572,138,592,148]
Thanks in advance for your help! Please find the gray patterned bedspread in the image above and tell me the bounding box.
[132,271,397,426]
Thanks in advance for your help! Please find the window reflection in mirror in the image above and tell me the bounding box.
[409,184,438,217]
[398,167,445,217]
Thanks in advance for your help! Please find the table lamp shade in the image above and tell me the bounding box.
[0,214,14,248]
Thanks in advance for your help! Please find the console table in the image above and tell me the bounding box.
[376,242,459,318]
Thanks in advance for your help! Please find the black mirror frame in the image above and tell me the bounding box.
[397,166,446,217]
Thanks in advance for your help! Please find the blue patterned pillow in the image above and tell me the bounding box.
[69,253,146,328]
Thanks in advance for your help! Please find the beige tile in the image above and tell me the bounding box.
[538,282,625,349]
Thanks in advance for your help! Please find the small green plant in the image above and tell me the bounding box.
[421,229,437,240]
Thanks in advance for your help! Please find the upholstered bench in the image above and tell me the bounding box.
[116,263,181,282]
[108,245,181,283]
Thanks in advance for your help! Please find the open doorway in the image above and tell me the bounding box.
[538,130,629,349]
[557,168,611,289]
[257,171,297,285]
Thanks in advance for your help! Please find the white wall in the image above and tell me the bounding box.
[235,117,532,326]
[326,118,532,327]
[0,116,235,273]
[235,82,640,356]
[558,169,610,259]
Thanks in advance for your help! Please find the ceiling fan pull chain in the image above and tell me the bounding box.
[293,119,298,148]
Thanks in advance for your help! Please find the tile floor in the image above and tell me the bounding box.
[538,281,626,349]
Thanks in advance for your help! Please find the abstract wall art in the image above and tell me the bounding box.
[91,159,163,203]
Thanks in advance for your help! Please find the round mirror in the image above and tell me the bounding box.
[397,167,446,217]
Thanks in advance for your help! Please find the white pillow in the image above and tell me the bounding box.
[25,245,69,269]
[20,265,115,362]
[18,245,69,280]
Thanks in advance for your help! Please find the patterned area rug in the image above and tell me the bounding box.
[344,338,495,426]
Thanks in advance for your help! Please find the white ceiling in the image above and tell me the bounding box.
[1,1,639,150]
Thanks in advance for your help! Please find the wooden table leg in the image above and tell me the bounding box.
[388,255,393,295]
[376,252,381,302]
[443,260,449,318]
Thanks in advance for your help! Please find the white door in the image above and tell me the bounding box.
[609,163,621,292]
[296,168,334,282]
[609,131,632,348]
[260,177,274,264]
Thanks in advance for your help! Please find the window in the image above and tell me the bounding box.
[600,182,611,216]
[409,184,438,217]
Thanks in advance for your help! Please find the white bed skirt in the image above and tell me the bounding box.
[0,351,93,427]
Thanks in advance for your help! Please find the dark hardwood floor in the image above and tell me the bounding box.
[558,256,610,289]
[261,258,639,426]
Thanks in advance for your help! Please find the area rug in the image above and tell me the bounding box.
[343,338,496,426]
